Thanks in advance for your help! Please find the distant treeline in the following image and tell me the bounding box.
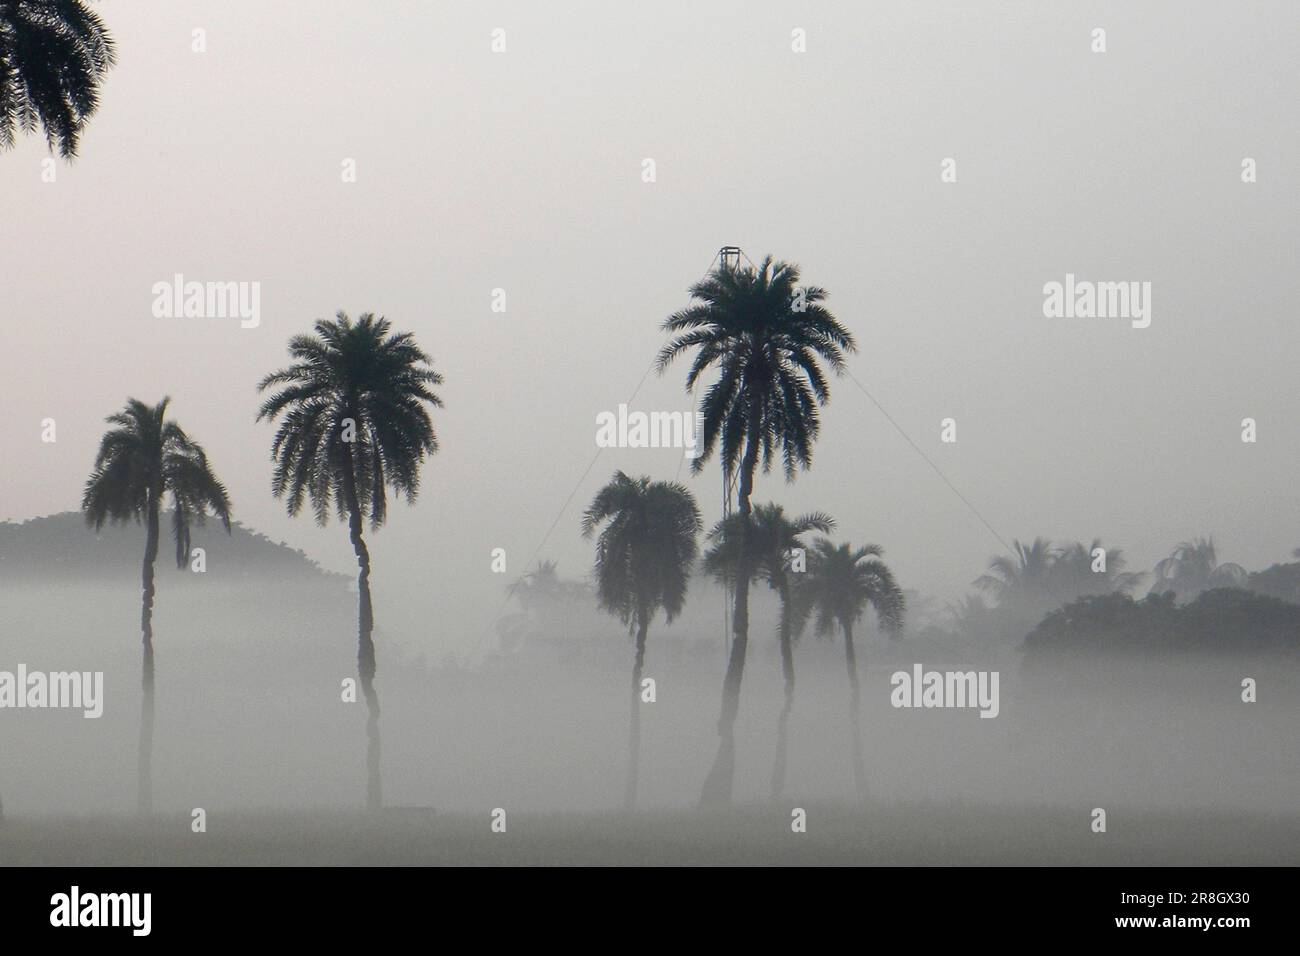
[1024,588,1300,659]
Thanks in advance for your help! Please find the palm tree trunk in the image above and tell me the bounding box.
[138,494,160,816]
[770,590,795,800]
[843,621,867,800]
[624,609,649,811]
[701,430,761,806]
[342,460,381,810]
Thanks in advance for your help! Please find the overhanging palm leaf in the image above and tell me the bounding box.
[0,0,116,158]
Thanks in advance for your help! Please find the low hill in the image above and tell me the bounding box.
[0,511,347,587]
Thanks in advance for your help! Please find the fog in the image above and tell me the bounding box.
[1,1,1297,864]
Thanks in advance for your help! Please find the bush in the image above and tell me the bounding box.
[1023,588,1300,657]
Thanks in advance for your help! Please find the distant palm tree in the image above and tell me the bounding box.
[794,539,904,800]
[1050,539,1139,603]
[974,537,1057,611]
[583,471,701,810]
[657,254,855,805]
[257,312,443,809]
[82,397,231,814]
[0,0,116,158]
[702,503,834,800]
[1151,537,1247,602]
[498,560,591,652]
[513,559,590,609]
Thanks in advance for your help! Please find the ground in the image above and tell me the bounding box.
[3,801,1296,866]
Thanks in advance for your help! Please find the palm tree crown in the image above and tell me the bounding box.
[974,537,1056,608]
[702,503,834,595]
[798,539,905,637]
[1151,537,1247,600]
[0,0,116,158]
[581,471,702,629]
[82,397,231,562]
[656,255,855,480]
[1050,539,1138,602]
[256,311,443,527]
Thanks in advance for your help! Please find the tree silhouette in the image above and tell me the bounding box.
[497,560,592,653]
[583,471,701,810]
[0,0,115,158]
[82,397,231,814]
[258,311,442,809]
[793,539,903,800]
[1151,537,1247,602]
[1049,539,1138,603]
[657,254,854,805]
[974,537,1057,613]
[702,503,833,800]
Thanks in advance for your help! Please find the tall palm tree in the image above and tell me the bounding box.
[82,397,231,814]
[257,311,442,809]
[582,471,701,811]
[1151,537,1247,602]
[0,0,116,158]
[701,503,834,800]
[657,254,855,805]
[794,539,903,800]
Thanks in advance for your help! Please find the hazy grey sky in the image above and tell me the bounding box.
[3,0,1297,656]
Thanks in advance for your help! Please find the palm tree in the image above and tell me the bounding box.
[0,0,116,158]
[257,311,443,809]
[794,539,904,800]
[1151,537,1247,602]
[582,471,701,810]
[1049,539,1139,603]
[701,503,833,800]
[974,537,1057,611]
[657,254,855,805]
[82,397,231,814]
[497,560,591,653]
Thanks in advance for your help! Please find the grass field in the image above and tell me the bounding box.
[3,801,1297,866]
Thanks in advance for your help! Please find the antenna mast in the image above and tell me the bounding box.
[715,245,742,657]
